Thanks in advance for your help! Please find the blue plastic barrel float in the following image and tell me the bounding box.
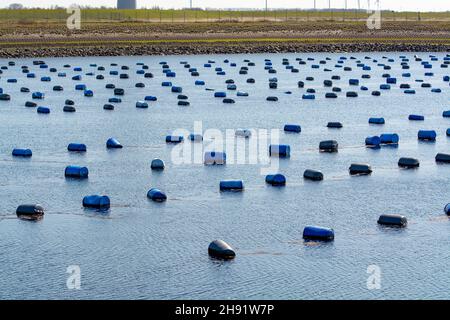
[171,86,182,93]
[144,96,157,101]
[151,159,165,170]
[214,92,226,98]
[409,114,424,121]
[327,122,343,128]
[444,203,450,215]
[25,101,37,107]
[147,188,167,202]
[37,106,50,114]
[269,145,290,158]
[84,90,93,97]
[16,204,44,221]
[106,138,123,149]
[68,143,87,152]
[220,180,244,191]
[0,93,11,101]
[208,240,236,260]
[136,101,148,108]
[369,117,385,125]
[436,153,450,163]
[380,133,399,144]
[204,151,226,165]
[365,136,381,147]
[303,169,324,181]
[12,148,32,157]
[65,166,89,178]
[319,140,338,152]
[284,124,301,133]
[32,92,44,99]
[83,195,110,209]
[418,130,436,141]
[377,214,407,227]
[303,226,334,242]
[443,111,450,118]
[75,84,86,91]
[189,133,203,142]
[349,163,372,175]
[398,157,420,168]
[166,136,184,143]
[265,174,286,186]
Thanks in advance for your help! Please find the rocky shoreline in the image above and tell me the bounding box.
[1,42,449,58]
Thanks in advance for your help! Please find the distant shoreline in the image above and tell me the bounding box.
[1,42,449,59]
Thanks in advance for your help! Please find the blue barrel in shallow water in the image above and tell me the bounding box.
[68,143,86,152]
[409,114,424,121]
[204,151,226,165]
[443,111,450,118]
[380,133,399,144]
[37,106,50,114]
[214,92,226,98]
[208,240,236,260]
[32,92,44,99]
[106,138,123,149]
[418,130,436,141]
[65,166,89,178]
[265,174,286,186]
[304,169,324,181]
[220,180,244,191]
[84,90,93,97]
[365,136,381,147]
[284,124,301,133]
[144,96,157,101]
[369,117,385,125]
[12,148,32,157]
[303,226,334,241]
[171,86,182,93]
[16,204,44,221]
[378,214,407,227]
[302,94,315,100]
[151,159,165,170]
[269,145,290,158]
[147,188,167,202]
[83,195,110,209]
[444,203,450,215]
[75,84,86,91]
[166,136,184,143]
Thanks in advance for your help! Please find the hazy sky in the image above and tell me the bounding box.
[1,0,449,12]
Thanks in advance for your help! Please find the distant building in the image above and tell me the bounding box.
[117,0,137,9]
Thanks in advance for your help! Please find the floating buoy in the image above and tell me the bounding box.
[16,204,44,221]
[436,153,450,163]
[266,96,278,101]
[214,92,226,98]
[12,148,32,157]
[303,169,324,181]
[220,180,244,191]
[83,195,110,209]
[418,130,436,141]
[189,133,203,142]
[377,214,407,227]
[166,136,184,143]
[0,93,11,101]
[303,226,334,242]
[63,106,76,112]
[327,122,343,128]
[37,106,50,114]
[369,117,385,125]
[144,96,157,101]
[25,101,37,108]
[444,204,450,215]
[409,114,424,121]
[349,163,372,175]
[171,86,182,93]
[136,101,148,108]
[325,92,338,98]
[443,111,450,118]
[106,138,123,149]
[265,174,286,186]
[103,104,114,110]
[65,166,89,178]
[147,188,167,202]
[68,143,87,152]
[284,124,301,133]
[346,91,358,97]
[151,159,165,170]
[302,94,315,100]
[208,240,235,260]
[319,140,338,153]
[114,88,124,96]
[380,133,399,144]
[269,145,290,158]
[223,98,235,104]
[365,136,381,146]
[398,157,419,168]
[204,151,226,165]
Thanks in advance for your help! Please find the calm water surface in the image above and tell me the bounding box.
[0,53,449,299]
